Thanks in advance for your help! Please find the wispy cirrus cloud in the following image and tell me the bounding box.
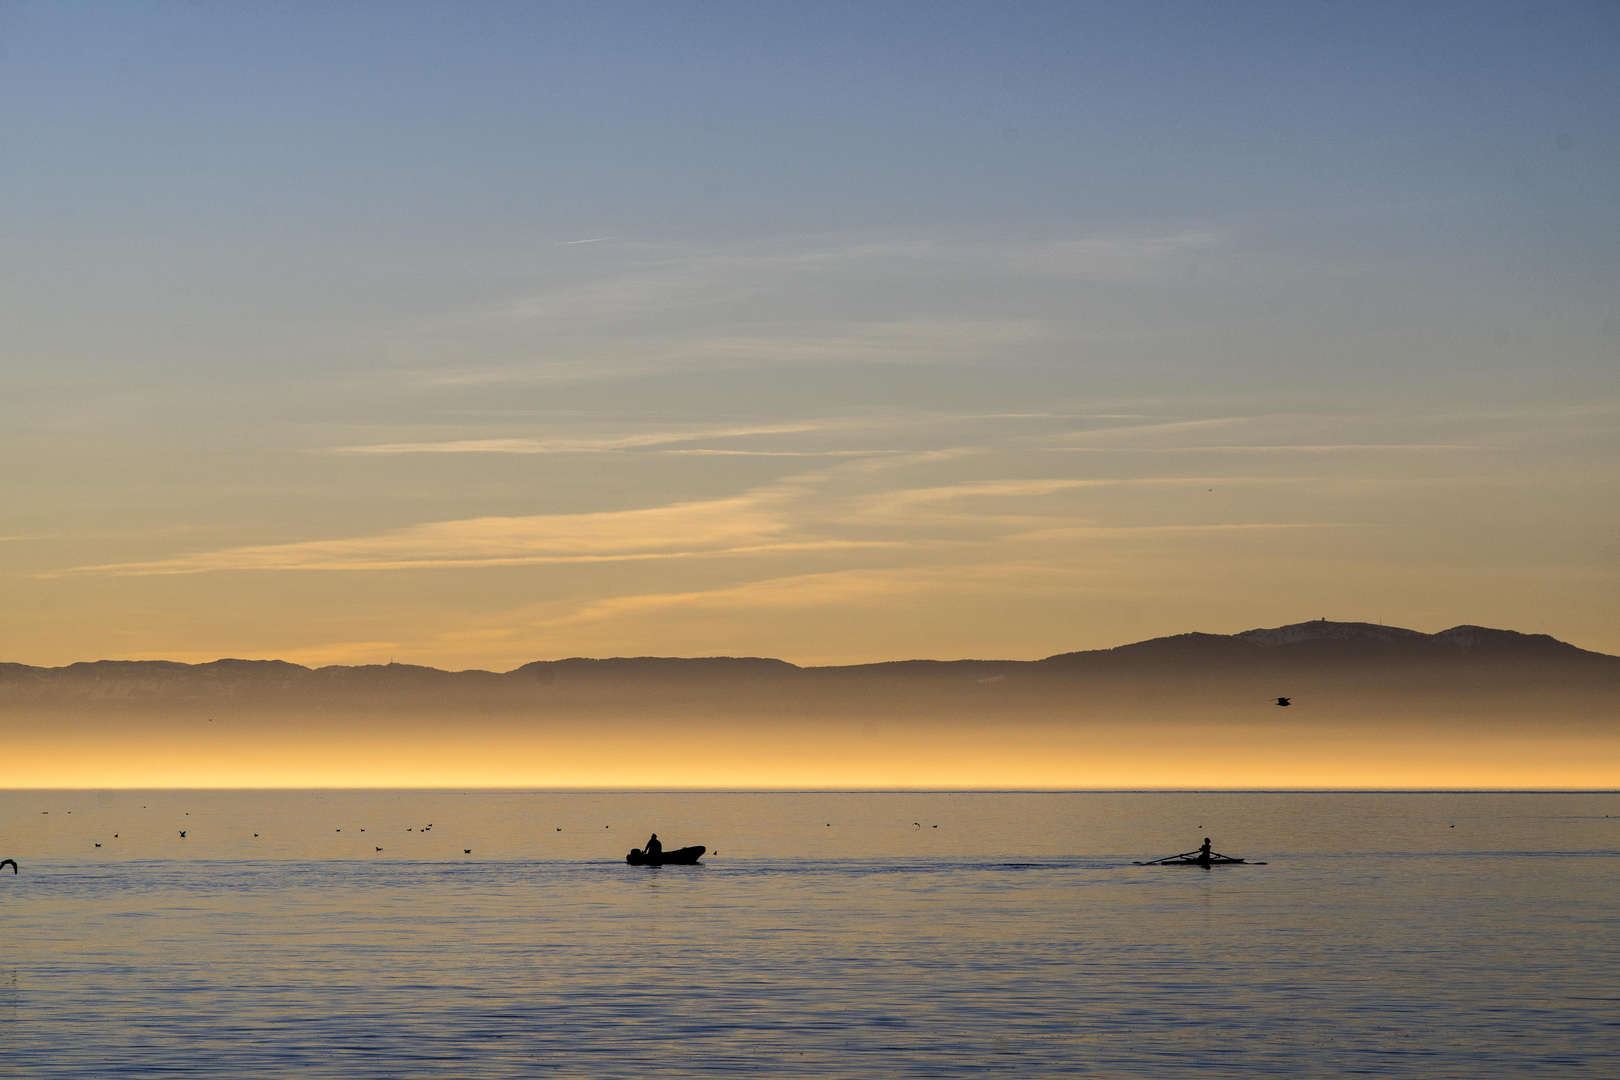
[46,494,832,576]
[388,229,1224,387]
[323,422,834,456]
[1051,444,1482,453]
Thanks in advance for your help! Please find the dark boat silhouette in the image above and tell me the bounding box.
[626,845,705,865]
[1135,838,1264,866]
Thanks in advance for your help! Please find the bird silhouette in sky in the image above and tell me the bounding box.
[1275,697,1291,706]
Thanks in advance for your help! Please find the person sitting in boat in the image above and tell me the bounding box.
[1199,838,1212,859]
[644,833,662,859]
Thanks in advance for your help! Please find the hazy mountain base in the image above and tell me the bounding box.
[4,622,1616,786]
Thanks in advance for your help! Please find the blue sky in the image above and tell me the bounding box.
[5,1,1615,245]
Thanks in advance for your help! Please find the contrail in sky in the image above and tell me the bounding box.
[555,236,617,244]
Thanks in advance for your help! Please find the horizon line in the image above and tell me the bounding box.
[7,786,1618,795]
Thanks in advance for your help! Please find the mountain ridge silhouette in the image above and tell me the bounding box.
[1,622,1613,704]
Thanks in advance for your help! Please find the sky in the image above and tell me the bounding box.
[2,0,1617,670]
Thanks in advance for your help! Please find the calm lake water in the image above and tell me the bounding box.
[0,790,1616,1077]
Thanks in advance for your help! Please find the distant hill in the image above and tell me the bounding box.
[0,622,1613,713]
[1032,621,1616,673]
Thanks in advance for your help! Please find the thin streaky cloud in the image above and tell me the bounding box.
[51,540,900,578]
[523,566,971,629]
[1010,522,1378,541]
[970,413,1178,420]
[554,237,618,245]
[47,494,800,577]
[657,450,900,459]
[1049,444,1483,453]
[323,422,835,455]
[1042,417,1255,444]
[850,476,1279,514]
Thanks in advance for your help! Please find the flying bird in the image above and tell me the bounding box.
[0,859,16,873]
[179,831,186,837]
[1275,697,1291,706]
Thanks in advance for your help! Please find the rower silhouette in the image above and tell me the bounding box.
[1135,837,1261,866]
[644,833,662,859]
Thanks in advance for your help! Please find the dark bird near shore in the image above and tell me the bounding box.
[179,831,186,838]
[464,849,471,854]
[0,859,16,873]
[94,843,100,847]
[376,847,383,851]
[1275,697,1291,706]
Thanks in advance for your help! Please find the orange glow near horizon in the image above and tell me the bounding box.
[8,722,1618,790]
